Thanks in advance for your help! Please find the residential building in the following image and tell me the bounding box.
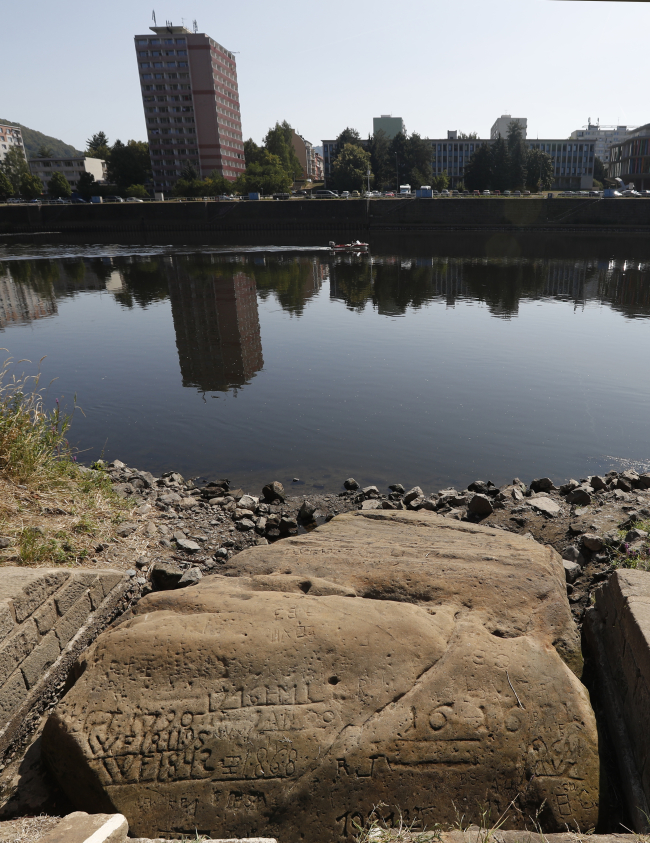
[291,130,321,182]
[29,156,106,188]
[608,123,650,190]
[373,115,404,140]
[491,115,527,140]
[134,24,245,193]
[313,151,324,182]
[0,124,25,163]
[570,120,634,166]
[431,135,595,190]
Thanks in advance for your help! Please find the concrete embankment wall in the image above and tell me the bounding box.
[584,570,650,832]
[2,198,650,236]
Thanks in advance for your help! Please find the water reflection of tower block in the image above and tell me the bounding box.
[0,274,57,329]
[169,271,263,393]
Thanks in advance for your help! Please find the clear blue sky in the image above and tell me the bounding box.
[4,0,649,151]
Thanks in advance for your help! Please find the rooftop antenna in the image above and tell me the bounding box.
[166,19,173,32]
[152,9,157,24]
[193,19,198,32]
[181,17,185,26]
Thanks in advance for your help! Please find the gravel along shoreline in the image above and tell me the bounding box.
[97,461,650,626]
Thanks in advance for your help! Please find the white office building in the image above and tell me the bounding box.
[569,121,634,165]
[431,136,595,190]
[491,115,527,140]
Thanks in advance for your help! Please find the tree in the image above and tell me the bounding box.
[388,131,433,189]
[86,132,111,161]
[405,133,433,188]
[330,143,372,192]
[180,162,199,181]
[234,150,291,194]
[507,121,527,191]
[490,137,510,191]
[336,128,362,148]
[369,130,392,191]
[47,171,72,198]
[20,173,43,199]
[125,184,149,198]
[525,148,554,192]
[172,178,205,198]
[464,143,492,191]
[243,138,264,166]
[459,132,479,140]
[594,156,607,185]
[264,121,303,182]
[77,171,96,200]
[0,171,14,200]
[432,170,449,192]
[206,172,234,195]
[1,147,30,192]
[37,145,54,158]
[107,140,150,193]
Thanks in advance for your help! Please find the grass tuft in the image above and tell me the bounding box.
[0,353,139,567]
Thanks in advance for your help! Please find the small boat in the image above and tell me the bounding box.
[328,240,369,252]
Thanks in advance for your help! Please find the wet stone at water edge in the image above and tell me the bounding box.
[42,511,598,842]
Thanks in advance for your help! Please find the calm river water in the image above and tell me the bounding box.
[1,234,649,493]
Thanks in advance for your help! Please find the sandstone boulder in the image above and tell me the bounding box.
[220,511,581,671]
[43,512,598,841]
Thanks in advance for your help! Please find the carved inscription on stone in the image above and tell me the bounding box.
[43,541,599,841]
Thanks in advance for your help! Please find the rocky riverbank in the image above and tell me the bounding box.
[95,461,650,626]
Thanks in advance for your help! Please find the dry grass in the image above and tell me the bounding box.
[0,354,152,569]
[0,814,60,842]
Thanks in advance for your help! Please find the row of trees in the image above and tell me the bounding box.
[326,127,436,193]
[463,123,554,192]
[83,132,151,196]
[0,132,151,200]
[171,121,302,197]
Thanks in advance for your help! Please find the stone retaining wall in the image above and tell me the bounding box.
[0,567,128,758]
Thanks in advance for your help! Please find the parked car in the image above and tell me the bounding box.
[384,191,395,197]
[314,190,338,198]
[104,195,124,202]
[441,189,450,196]
[432,190,440,196]
[462,190,469,195]
[451,190,459,196]
[482,190,491,196]
[126,197,144,203]
[70,195,86,203]
[513,190,522,197]
[503,191,512,196]
[351,190,361,197]
[493,190,501,196]
[523,190,531,195]
[473,190,480,196]
[340,191,350,199]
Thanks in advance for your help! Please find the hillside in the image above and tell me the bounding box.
[0,118,82,160]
